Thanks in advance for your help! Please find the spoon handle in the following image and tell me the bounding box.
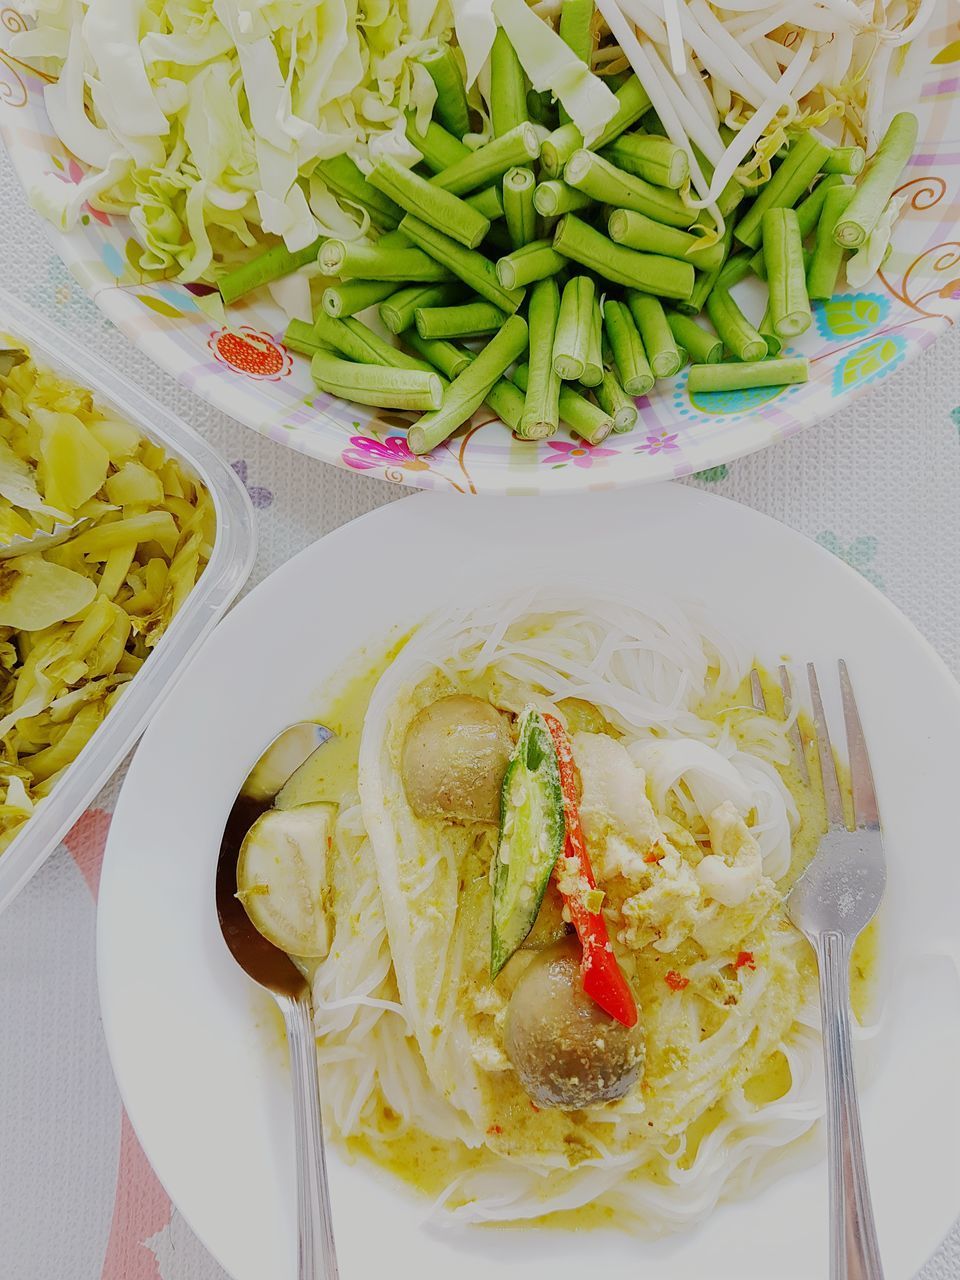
[279,992,340,1280]
[815,930,884,1280]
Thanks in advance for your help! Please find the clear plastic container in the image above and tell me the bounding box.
[0,288,257,914]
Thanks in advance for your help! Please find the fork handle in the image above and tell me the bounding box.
[278,993,340,1280]
[814,930,884,1280]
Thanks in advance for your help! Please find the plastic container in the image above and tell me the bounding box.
[0,288,257,914]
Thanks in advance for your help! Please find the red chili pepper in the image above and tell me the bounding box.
[735,950,756,971]
[664,970,689,991]
[543,714,638,1029]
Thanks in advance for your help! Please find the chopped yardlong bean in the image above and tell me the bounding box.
[834,111,918,248]
[503,167,538,248]
[582,297,603,387]
[217,237,324,305]
[564,151,693,228]
[603,299,654,396]
[594,368,638,432]
[379,283,462,334]
[403,331,472,379]
[467,186,505,220]
[485,376,527,430]
[400,214,526,312]
[318,238,453,282]
[750,175,844,278]
[554,277,596,380]
[406,114,469,172]
[539,77,651,178]
[322,280,397,318]
[667,313,722,364]
[734,133,832,249]
[553,215,695,299]
[808,185,856,299]
[824,146,865,176]
[706,285,767,362]
[601,133,690,189]
[431,124,541,196]
[311,350,443,410]
[626,292,681,378]
[762,207,811,338]
[688,358,809,393]
[519,278,562,438]
[311,312,437,373]
[368,156,490,248]
[514,364,614,444]
[678,222,735,316]
[533,180,593,217]
[283,319,324,357]
[496,239,567,290]
[490,27,528,137]
[758,306,783,357]
[415,300,509,339]
[408,315,529,454]
[557,0,594,126]
[314,156,402,229]
[421,46,471,139]
[607,209,725,270]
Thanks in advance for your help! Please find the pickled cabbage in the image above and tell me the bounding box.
[0,342,213,853]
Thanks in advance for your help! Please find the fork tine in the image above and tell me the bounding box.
[750,668,766,711]
[779,664,810,785]
[838,659,880,830]
[807,662,846,829]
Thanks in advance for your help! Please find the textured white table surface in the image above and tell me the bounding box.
[1,141,959,1280]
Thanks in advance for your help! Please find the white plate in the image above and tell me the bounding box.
[98,486,960,1280]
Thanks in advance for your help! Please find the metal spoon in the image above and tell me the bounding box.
[216,722,340,1280]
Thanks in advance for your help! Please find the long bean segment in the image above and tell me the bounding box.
[311,350,443,411]
[467,186,505,220]
[314,156,402,229]
[758,306,782,357]
[808,185,856,300]
[687,358,809,394]
[402,331,472,379]
[626,291,681,378]
[283,319,324,357]
[496,239,566,290]
[217,237,324,305]
[406,115,469,173]
[666,313,722,364]
[421,46,471,139]
[600,133,690,189]
[762,208,811,338]
[503,167,537,248]
[431,124,541,196]
[311,312,437,373]
[515,364,613,444]
[318,239,453,282]
[557,0,595,126]
[581,297,603,387]
[603,299,654,396]
[564,151,693,228]
[595,369,638,432]
[706,286,767,362]
[322,279,397,318]
[408,315,528,454]
[734,133,832,249]
[379,283,462,334]
[553,277,596,380]
[368,156,490,248]
[553,215,695,300]
[834,112,918,248]
[608,209,724,270]
[678,222,735,316]
[539,76,652,178]
[519,278,562,438]
[824,146,865,177]
[415,300,508,339]
[533,181,592,217]
[399,215,525,312]
[490,27,528,137]
[749,175,843,279]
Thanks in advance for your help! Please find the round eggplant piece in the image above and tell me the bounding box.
[504,938,644,1108]
[401,694,513,824]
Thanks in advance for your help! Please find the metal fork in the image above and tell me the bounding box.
[753,661,886,1280]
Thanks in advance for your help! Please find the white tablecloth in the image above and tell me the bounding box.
[1,141,959,1280]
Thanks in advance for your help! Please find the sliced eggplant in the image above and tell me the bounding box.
[237,803,336,957]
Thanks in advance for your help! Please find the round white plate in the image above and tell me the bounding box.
[98,486,960,1280]
[2,10,960,492]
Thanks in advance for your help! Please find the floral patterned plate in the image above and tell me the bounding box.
[2,6,959,494]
